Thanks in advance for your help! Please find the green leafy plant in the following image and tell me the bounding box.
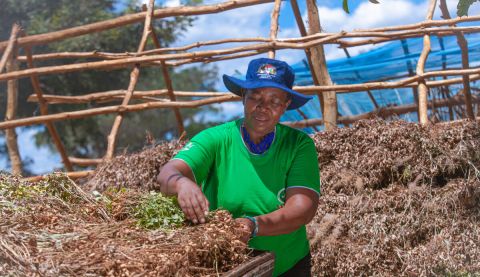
[457,0,479,16]
[342,0,379,14]
[133,191,185,230]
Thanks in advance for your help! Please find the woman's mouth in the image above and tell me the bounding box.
[254,114,269,122]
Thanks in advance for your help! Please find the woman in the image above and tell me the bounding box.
[157,57,320,276]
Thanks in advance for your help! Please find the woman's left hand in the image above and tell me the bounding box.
[235,218,255,244]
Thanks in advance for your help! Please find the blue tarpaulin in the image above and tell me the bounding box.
[282,33,480,132]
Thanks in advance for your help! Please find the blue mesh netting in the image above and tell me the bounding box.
[282,33,480,132]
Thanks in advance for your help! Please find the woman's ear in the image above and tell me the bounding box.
[241,89,248,105]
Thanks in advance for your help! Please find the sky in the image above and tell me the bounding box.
[2,0,479,175]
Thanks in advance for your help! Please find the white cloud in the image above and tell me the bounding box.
[316,1,428,32]
[164,0,181,8]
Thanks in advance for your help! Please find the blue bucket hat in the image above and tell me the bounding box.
[222,58,312,110]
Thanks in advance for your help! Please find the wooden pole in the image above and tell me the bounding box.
[3,26,480,83]
[13,24,480,63]
[0,95,239,130]
[23,66,480,102]
[290,0,324,113]
[268,0,282,59]
[417,0,437,124]
[27,89,230,104]
[23,170,94,183]
[105,0,155,160]
[142,4,185,138]
[439,0,474,120]
[0,0,274,52]
[306,0,337,130]
[5,50,22,175]
[68,157,103,166]
[0,24,21,73]
[24,47,73,171]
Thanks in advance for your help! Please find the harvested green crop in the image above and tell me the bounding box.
[0,173,44,200]
[133,191,185,230]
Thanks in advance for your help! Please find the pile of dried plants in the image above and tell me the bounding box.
[86,140,185,192]
[313,119,480,195]
[0,173,249,276]
[309,119,480,276]
[4,119,480,276]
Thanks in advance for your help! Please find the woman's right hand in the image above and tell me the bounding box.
[176,177,209,224]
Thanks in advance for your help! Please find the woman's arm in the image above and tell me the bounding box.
[236,187,319,242]
[157,159,209,224]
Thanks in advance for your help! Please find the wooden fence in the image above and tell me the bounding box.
[0,0,478,178]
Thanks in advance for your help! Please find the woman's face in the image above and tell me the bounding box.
[243,87,291,137]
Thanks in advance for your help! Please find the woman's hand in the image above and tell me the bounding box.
[157,160,209,224]
[235,217,255,244]
[176,177,209,224]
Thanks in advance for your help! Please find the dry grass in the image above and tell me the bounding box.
[309,119,480,276]
[3,119,480,276]
[0,174,249,276]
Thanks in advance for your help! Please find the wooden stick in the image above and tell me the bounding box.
[307,0,337,130]
[5,51,22,175]
[105,0,155,160]
[27,89,230,104]
[290,0,324,113]
[417,0,437,125]
[144,4,185,138]
[335,27,480,48]
[296,109,319,131]
[166,49,267,66]
[24,67,480,105]
[293,70,480,93]
[4,24,480,83]
[25,47,73,171]
[439,0,474,120]
[23,170,94,183]
[16,38,272,62]
[0,0,274,52]
[13,24,480,64]
[284,94,480,128]
[0,95,239,130]
[0,33,349,83]
[3,68,479,131]
[69,157,103,166]
[0,24,21,73]
[268,0,282,59]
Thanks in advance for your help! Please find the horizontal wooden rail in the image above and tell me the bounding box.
[23,170,94,182]
[284,94,480,128]
[13,25,480,63]
[0,95,240,129]
[27,89,229,104]
[69,157,103,166]
[0,0,274,52]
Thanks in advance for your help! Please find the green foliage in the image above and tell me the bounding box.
[38,174,84,203]
[457,0,479,16]
[0,173,44,200]
[342,0,380,14]
[342,0,350,14]
[133,191,185,230]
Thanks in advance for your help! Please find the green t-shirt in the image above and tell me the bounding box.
[174,119,320,276]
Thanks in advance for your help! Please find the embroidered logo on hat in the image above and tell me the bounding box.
[257,64,277,79]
